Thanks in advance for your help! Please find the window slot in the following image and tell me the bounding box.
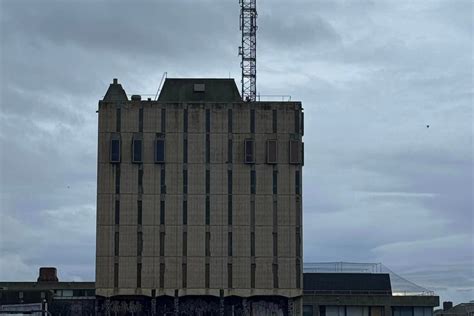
[114,232,119,256]
[137,200,142,225]
[160,167,166,194]
[138,108,143,132]
[244,139,255,164]
[206,109,210,133]
[160,233,165,257]
[272,109,277,133]
[251,263,256,289]
[110,138,121,163]
[116,108,121,132]
[183,200,188,225]
[159,263,165,289]
[137,232,143,256]
[114,263,119,288]
[228,232,233,256]
[273,170,278,194]
[273,264,279,288]
[182,264,187,288]
[267,139,278,164]
[183,169,188,194]
[228,195,233,225]
[205,196,210,225]
[137,263,142,288]
[295,110,300,134]
[250,109,255,133]
[183,109,188,133]
[250,170,256,194]
[161,109,166,133]
[115,165,120,194]
[228,109,233,133]
[205,264,210,288]
[160,201,165,225]
[155,138,165,163]
[115,200,120,225]
[205,232,211,256]
[182,232,187,256]
[227,264,233,288]
[227,139,233,163]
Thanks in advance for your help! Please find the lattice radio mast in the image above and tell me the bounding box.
[239,0,257,102]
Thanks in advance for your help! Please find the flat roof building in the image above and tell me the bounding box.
[95,78,304,314]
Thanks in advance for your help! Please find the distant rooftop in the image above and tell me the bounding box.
[157,78,241,102]
[304,273,392,295]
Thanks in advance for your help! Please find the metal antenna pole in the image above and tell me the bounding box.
[239,0,257,102]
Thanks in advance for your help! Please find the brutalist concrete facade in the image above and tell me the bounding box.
[95,78,303,315]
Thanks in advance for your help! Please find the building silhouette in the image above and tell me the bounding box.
[95,78,304,314]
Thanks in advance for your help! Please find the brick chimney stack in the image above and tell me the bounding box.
[37,267,58,282]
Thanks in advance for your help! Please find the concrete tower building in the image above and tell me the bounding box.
[95,78,304,315]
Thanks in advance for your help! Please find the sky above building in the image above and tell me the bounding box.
[0,0,472,304]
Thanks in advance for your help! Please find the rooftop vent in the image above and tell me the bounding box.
[131,95,142,101]
[194,83,205,92]
[37,267,58,283]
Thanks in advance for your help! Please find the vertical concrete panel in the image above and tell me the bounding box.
[188,106,204,133]
[119,256,137,288]
[164,226,180,257]
[277,226,291,258]
[187,133,205,164]
[255,226,273,257]
[255,195,273,226]
[210,257,224,289]
[96,225,114,257]
[187,257,205,289]
[233,167,250,195]
[210,134,227,164]
[188,195,205,225]
[278,258,291,289]
[211,105,227,133]
[277,195,290,226]
[234,106,250,134]
[122,107,139,133]
[98,133,110,163]
[210,195,225,226]
[97,194,114,225]
[255,164,272,195]
[143,104,158,133]
[121,163,138,194]
[279,108,295,135]
[98,163,114,194]
[166,194,182,226]
[233,195,250,226]
[277,135,290,164]
[209,225,225,257]
[164,257,179,289]
[142,225,155,257]
[210,164,227,195]
[142,194,155,226]
[120,194,137,225]
[278,164,291,195]
[188,164,205,195]
[142,163,155,195]
[167,107,184,134]
[255,257,273,289]
[233,225,250,257]
[119,225,137,256]
[143,133,155,164]
[165,163,181,195]
[232,133,249,164]
[96,256,113,289]
[233,257,250,289]
[255,108,272,134]
[153,164,163,195]
[165,133,182,164]
[141,257,155,288]
[187,225,205,257]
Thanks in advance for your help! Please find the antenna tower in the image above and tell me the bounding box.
[239,0,257,102]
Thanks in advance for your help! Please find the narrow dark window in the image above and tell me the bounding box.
[206,109,210,133]
[295,110,300,134]
[227,264,233,288]
[228,232,233,256]
[115,165,120,194]
[273,200,278,227]
[183,169,188,194]
[160,200,165,225]
[182,232,187,256]
[227,139,233,163]
[295,170,301,195]
[183,200,188,225]
[183,139,188,164]
[250,170,256,194]
[132,138,143,163]
[301,142,305,166]
[183,109,188,133]
[160,167,166,194]
[273,232,278,257]
[251,263,256,288]
[114,263,119,288]
[272,109,277,133]
[267,139,277,164]
[137,200,142,225]
[228,109,233,133]
[273,170,278,194]
[139,108,143,132]
[138,168,143,191]
[159,263,165,289]
[228,195,233,225]
[250,200,255,228]
[114,232,119,256]
[182,264,187,288]
[160,232,165,256]
[250,232,255,257]
[155,138,165,163]
[115,200,120,225]
[137,232,143,256]
[205,264,210,288]
[250,109,255,133]
[244,139,255,164]
[301,112,304,136]
[116,108,121,132]
[205,232,211,256]
[161,109,166,133]
[206,170,210,194]
[205,196,210,225]
[227,170,233,194]
[296,228,301,258]
[296,260,301,288]
[289,140,301,164]
[110,139,121,163]
[137,263,142,288]
[273,264,279,288]
[206,135,210,163]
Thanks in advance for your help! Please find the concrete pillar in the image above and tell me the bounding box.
[384,305,392,316]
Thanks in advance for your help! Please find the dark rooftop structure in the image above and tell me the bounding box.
[303,273,392,295]
[157,78,242,102]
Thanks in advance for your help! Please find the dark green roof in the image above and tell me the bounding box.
[158,78,241,102]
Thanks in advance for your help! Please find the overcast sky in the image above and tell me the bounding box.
[0,0,472,304]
